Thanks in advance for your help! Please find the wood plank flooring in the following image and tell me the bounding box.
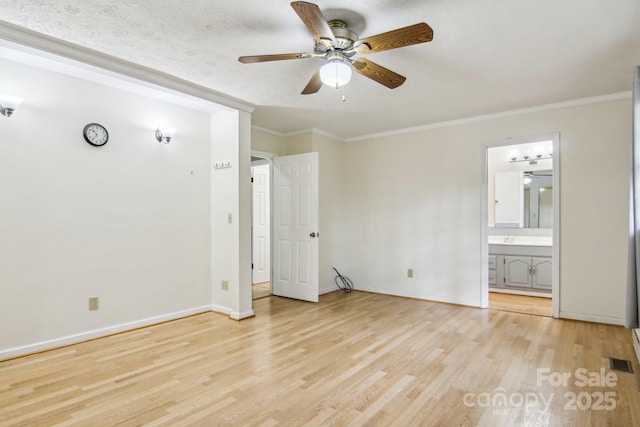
[252,282,271,300]
[2,291,639,426]
[489,292,553,317]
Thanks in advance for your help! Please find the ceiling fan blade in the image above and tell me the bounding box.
[290,1,336,46]
[301,70,323,95]
[238,53,312,63]
[355,22,434,54]
[352,59,406,89]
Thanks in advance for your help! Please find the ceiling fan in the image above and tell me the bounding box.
[238,1,434,94]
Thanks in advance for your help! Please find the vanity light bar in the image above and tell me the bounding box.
[509,153,552,165]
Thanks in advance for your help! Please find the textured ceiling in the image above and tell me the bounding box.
[0,0,639,139]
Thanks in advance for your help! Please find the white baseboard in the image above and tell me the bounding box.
[356,286,481,308]
[211,304,232,316]
[209,305,254,320]
[558,311,625,326]
[230,309,255,320]
[0,305,213,361]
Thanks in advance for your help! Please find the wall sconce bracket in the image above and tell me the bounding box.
[155,127,177,144]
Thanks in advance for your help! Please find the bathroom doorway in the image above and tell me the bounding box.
[484,133,560,317]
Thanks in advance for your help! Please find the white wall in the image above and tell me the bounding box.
[251,128,285,156]
[284,132,313,155]
[340,98,631,323]
[341,127,485,306]
[309,133,345,294]
[0,58,224,358]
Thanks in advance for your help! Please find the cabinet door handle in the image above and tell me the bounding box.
[532,266,536,275]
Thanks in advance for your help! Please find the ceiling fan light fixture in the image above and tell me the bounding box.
[319,60,352,89]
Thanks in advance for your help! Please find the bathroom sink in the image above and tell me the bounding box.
[488,235,552,246]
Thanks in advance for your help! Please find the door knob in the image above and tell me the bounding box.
[310,232,317,238]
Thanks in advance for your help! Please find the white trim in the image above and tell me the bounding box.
[230,309,255,320]
[356,286,481,308]
[285,127,345,141]
[480,144,490,308]
[251,150,276,160]
[551,135,561,318]
[559,312,625,326]
[0,41,228,114]
[0,305,212,361]
[211,304,232,316]
[252,125,286,137]
[252,125,345,142]
[0,21,254,114]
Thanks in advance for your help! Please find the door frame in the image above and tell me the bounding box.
[481,133,560,317]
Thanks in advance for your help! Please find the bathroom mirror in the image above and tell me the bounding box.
[494,170,552,229]
[523,172,553,228]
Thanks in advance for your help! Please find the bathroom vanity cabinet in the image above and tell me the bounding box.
[489,244,552,293]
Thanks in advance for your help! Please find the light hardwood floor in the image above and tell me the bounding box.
[2,291,639,426]
[489,292,553,317]
[252,282,271,300]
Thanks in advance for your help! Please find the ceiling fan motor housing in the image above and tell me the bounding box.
[314,20,358,55]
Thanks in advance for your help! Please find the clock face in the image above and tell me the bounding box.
[83,123,109,146]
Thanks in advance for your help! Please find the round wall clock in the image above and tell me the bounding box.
[83,123,109,147]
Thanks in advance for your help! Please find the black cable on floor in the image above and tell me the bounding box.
[333,267,354,293]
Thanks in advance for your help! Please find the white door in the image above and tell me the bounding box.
[272,152,319,302]
[251,164,270,284]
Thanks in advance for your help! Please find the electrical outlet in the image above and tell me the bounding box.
[88,296,99,311]
[221,280,229,291]
[407,268,414,278]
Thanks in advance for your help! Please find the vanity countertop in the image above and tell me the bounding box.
[488,235,552,247]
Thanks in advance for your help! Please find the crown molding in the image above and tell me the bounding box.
[251,125,286,137]
[252,126,345,142]
[0,20,254,114]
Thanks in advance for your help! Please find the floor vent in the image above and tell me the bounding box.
[609,358,634,373]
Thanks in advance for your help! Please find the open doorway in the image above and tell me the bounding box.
[251,154,271,300]
[484,134,560,317]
